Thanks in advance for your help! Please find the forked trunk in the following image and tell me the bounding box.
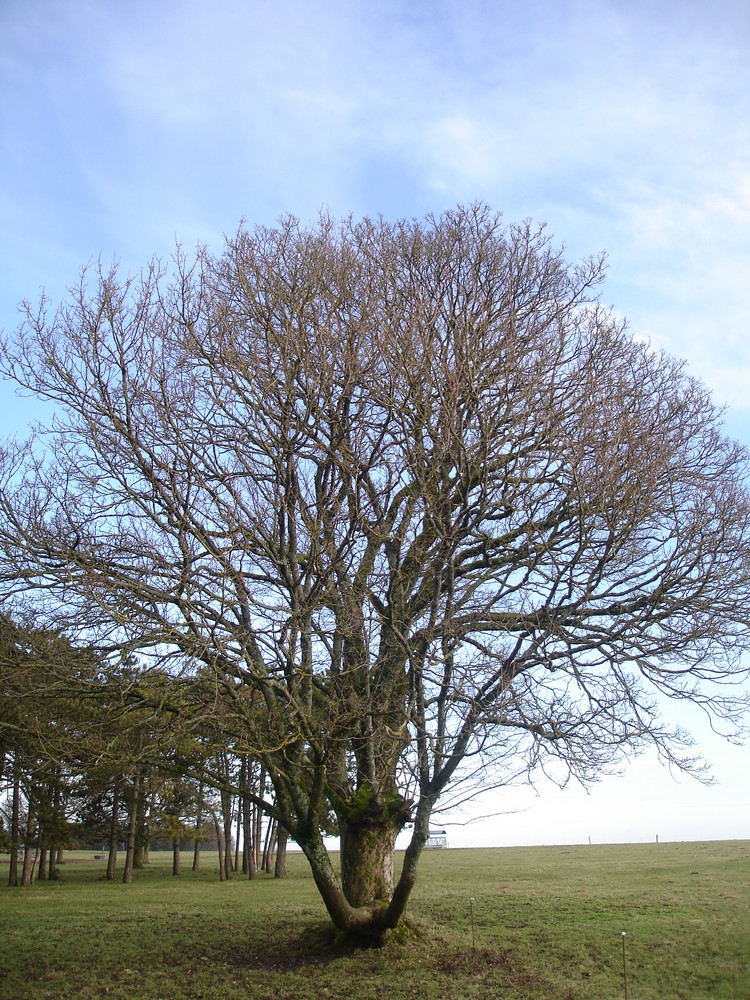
[297,793,432,946]
[339,816,399,907]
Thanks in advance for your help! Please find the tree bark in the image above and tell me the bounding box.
[293,789,433,945]
[192,778,204,871]
[210,808,225,881]
[20,789,37,886]
[172,836,181,876]
[219,787,233,880]
[234,790,242,875]
[22,846,39,886]
[8,755,20,886]
[262,817,277,873]
[241,783,254,879]
[48,770,62,880]
[133,779,146,869]
[122,769,141,884]
[254,767,265,871]
[107,781,120,880]
[339,818,399,907]
[274,825,288,879]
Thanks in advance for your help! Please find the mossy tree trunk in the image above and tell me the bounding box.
[338,787,410,908]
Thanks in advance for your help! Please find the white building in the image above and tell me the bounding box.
[426,829,448,849]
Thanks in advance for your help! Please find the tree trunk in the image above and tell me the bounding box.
[210,808,225,881]
[20,790,37,886]
[219,787,233,880]
[224,826,233,879]
[234,790,242,875]
[36,778,50,881]
[274,825,288,879]
[107,781,120,880]
[122,769,141,884]
[172,836,181,876]
[8,756,20,886]
[133,779,146,869]
[241,787,254,879]
[262,817,277,872]
[297,791,432,945]
[48,778,59,881]
[46,768,62,880]
[22,846,39,886]
[142,788,155,864]
[192,778,204,872]
[339,817,399,907]
[254,766,265,871]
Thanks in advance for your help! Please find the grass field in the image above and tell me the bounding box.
[1,841,747,999]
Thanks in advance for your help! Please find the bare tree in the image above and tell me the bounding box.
[1,205,749,941]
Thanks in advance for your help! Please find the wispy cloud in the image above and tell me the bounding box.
[1,0,748,411]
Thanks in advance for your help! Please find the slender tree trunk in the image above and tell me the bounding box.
[274,825,288,879]
[210,808,225,882]
[143,789,155,864]
[46,769,62,881]
[23,846,39,886]
[192,778,204,872]
[48,777,60,881]
[219,787,233,880]
[234,791,242,874]
[172,836,181,876]
[224,826,233,879]
[20,788,37,886]
[36,777,51,881]
[107,781,120,880]
[8,755,21,886]
[262,817,277,872]
[122,769,141,884]
[254,767,265,871]
[133,779,146,869]
[20,844,34,886]
[242,786,254,879]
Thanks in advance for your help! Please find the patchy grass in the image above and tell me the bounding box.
[0,841,747,999]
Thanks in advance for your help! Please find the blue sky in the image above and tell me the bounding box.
[1,0,748,845]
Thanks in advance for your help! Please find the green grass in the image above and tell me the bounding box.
[1,841,747,999]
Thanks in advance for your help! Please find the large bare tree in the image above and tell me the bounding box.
[1,205,749,941]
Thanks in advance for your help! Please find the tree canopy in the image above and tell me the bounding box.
[1,205,749,941]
